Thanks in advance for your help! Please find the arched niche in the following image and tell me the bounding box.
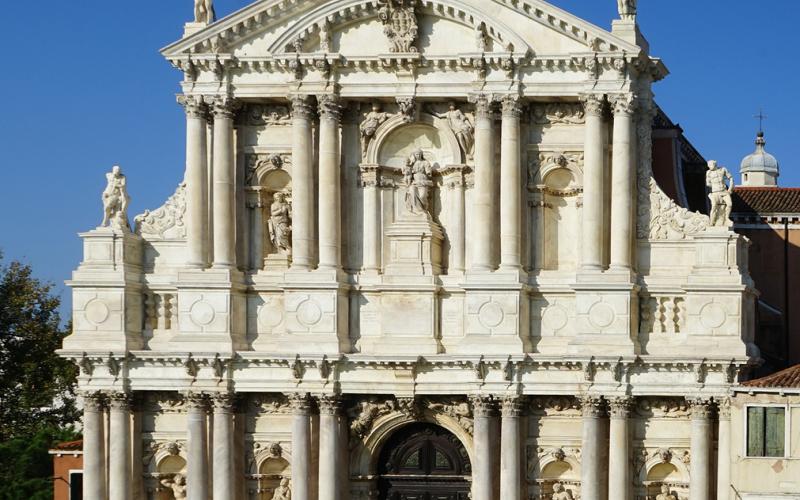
[156,454,187,500]
[366,113,463,168]
[637,453,690,500]
[541,166,581,271]
[257,456,291,500]
[530,451,581,499]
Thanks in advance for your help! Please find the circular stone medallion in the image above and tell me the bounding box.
[588,302,615,329]
[189,300,216,327]
[258,300,284,329]
[478,301,505,329]
[700,302,726,329]
[84,299,110,326]
[297,299,323,327]
[542,305,569,332]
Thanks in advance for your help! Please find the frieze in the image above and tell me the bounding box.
[531,104,586,125]
[634,397,690,419]
[245,104,292,126]
[250,394,292,415]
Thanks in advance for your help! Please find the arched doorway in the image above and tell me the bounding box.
[378,423,471,500]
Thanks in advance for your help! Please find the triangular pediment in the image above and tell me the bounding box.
[161,0,644,61]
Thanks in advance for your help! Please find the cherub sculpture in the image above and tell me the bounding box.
[160,473,187,499]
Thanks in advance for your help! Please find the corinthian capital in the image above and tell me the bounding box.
[107,392,132,411]
[317,395,343,415]
[82,391,106,412]
[579,93,606,117]
[177,94,206,119]
[688,397,713,420]
[470,94,495,120]
[211,95,240,119]
[212,393,237,413]
[610,93,638,116]
[500,396,523,417]
[287,392,312,415]
[290,95,315,121]
[317,94,343,122]
[580,394,606,418]
[608,396,634,419]
[501,95,523,118]
[469,395,497,418]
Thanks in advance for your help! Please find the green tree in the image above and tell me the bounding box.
[0,252,79,499]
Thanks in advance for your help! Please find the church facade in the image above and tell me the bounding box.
[59,1,759,499]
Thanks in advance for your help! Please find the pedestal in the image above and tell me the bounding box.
[384,215,444,277]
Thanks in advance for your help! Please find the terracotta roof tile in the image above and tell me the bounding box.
[52,440,83,451]
[742,364,800,388]
[732,187,800,215]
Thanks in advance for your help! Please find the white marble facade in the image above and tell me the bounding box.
[61,1,759,500]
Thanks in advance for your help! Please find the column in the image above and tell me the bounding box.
[471,95,496,272]
[500,397,522,500]
[291,96,316,271]
[212,96,238,269]
[361,166,382,273]
[248,190,264,271]
[318,95,343,271]
[717,398,732,500]
[318,396,342,500]
[83,392,106,500]
[179,95,209,268]
[213,394,235,500]
[689,398,713,500]
[581,395,606,500]
[500,96,523,271]
[187,394,210,500]
[608,397,632,500]
[108,393,132,500]
[609,94,637,271]
[290,394,312,500]
[447,168,466,273]
[471,396,497,500]
[580,93,606,271]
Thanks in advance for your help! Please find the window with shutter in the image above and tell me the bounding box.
[746,406,786,458]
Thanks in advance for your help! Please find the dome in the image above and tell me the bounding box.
[740,132,779,175]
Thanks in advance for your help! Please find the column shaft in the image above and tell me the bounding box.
[581,396,606,500]
[690,399,713,500]
[500,398,522,500]
[500,97,522,271]
[290,394,312,500]
[180,96,209,268]
[249,192,264,271]
[717,399,732,500]
[83,394,106,500]
[212,97,237,269]
[318,95,342,270]
[580,94,606,270]
[291,96,316,270]
[212,395,235,500]
[471,397,496,500]
[610,95,636,270]
[472,95,496,272]
[608,398,632,500]
[449,170,466,273]
[361,167,382,273]
[187,395,209,500]
[318,396,342,500]
[108,394,131,500]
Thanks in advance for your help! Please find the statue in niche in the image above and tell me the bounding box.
[101,165,130,230]
[551,483,574,500]
[268,192,292,255]
[403,149,434,215]
[359,103,391,159]
[617,0,637,20]
[706,160,734,227]
[433,103,475,160]
[475,22,488,52]
[271,478,292,500]
[318,21,332,53]
[161,473,187,499]
[194,0,215,24]
[656,485,677,500]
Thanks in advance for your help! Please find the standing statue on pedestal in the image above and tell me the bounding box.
[194,0,215,24]
[551,482,574,500]
[160,473,187,499]
[434,103,475,160]
[268,192,292,255]
[656,485,677,500]
[403,149,434,216]
[617,0,637,20]
[360,103,391,159]
[271,478,292,500]
[101,165,130,230]
[706,160,734,227]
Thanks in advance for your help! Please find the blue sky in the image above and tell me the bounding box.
[0,0,797,317]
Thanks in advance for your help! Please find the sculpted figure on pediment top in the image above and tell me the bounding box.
[706,160,734,227]
[194,0,215,24]
[102,165,131,231]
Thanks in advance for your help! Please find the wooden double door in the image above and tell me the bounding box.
[377,423,471,500]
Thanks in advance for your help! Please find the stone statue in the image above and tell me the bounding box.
[706,160,734,227]
[434,103,475,160]
[617,0,637,20]
[271,477,292,500]
[656,485,677,500]
[268,192,292,255]
[101,165,131,230]
[359,103,391,159]
[552,482,574,500]
[194,0,215,24]
[161,473,187,499]
[403,149,434,215]
[475,22,488,52]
